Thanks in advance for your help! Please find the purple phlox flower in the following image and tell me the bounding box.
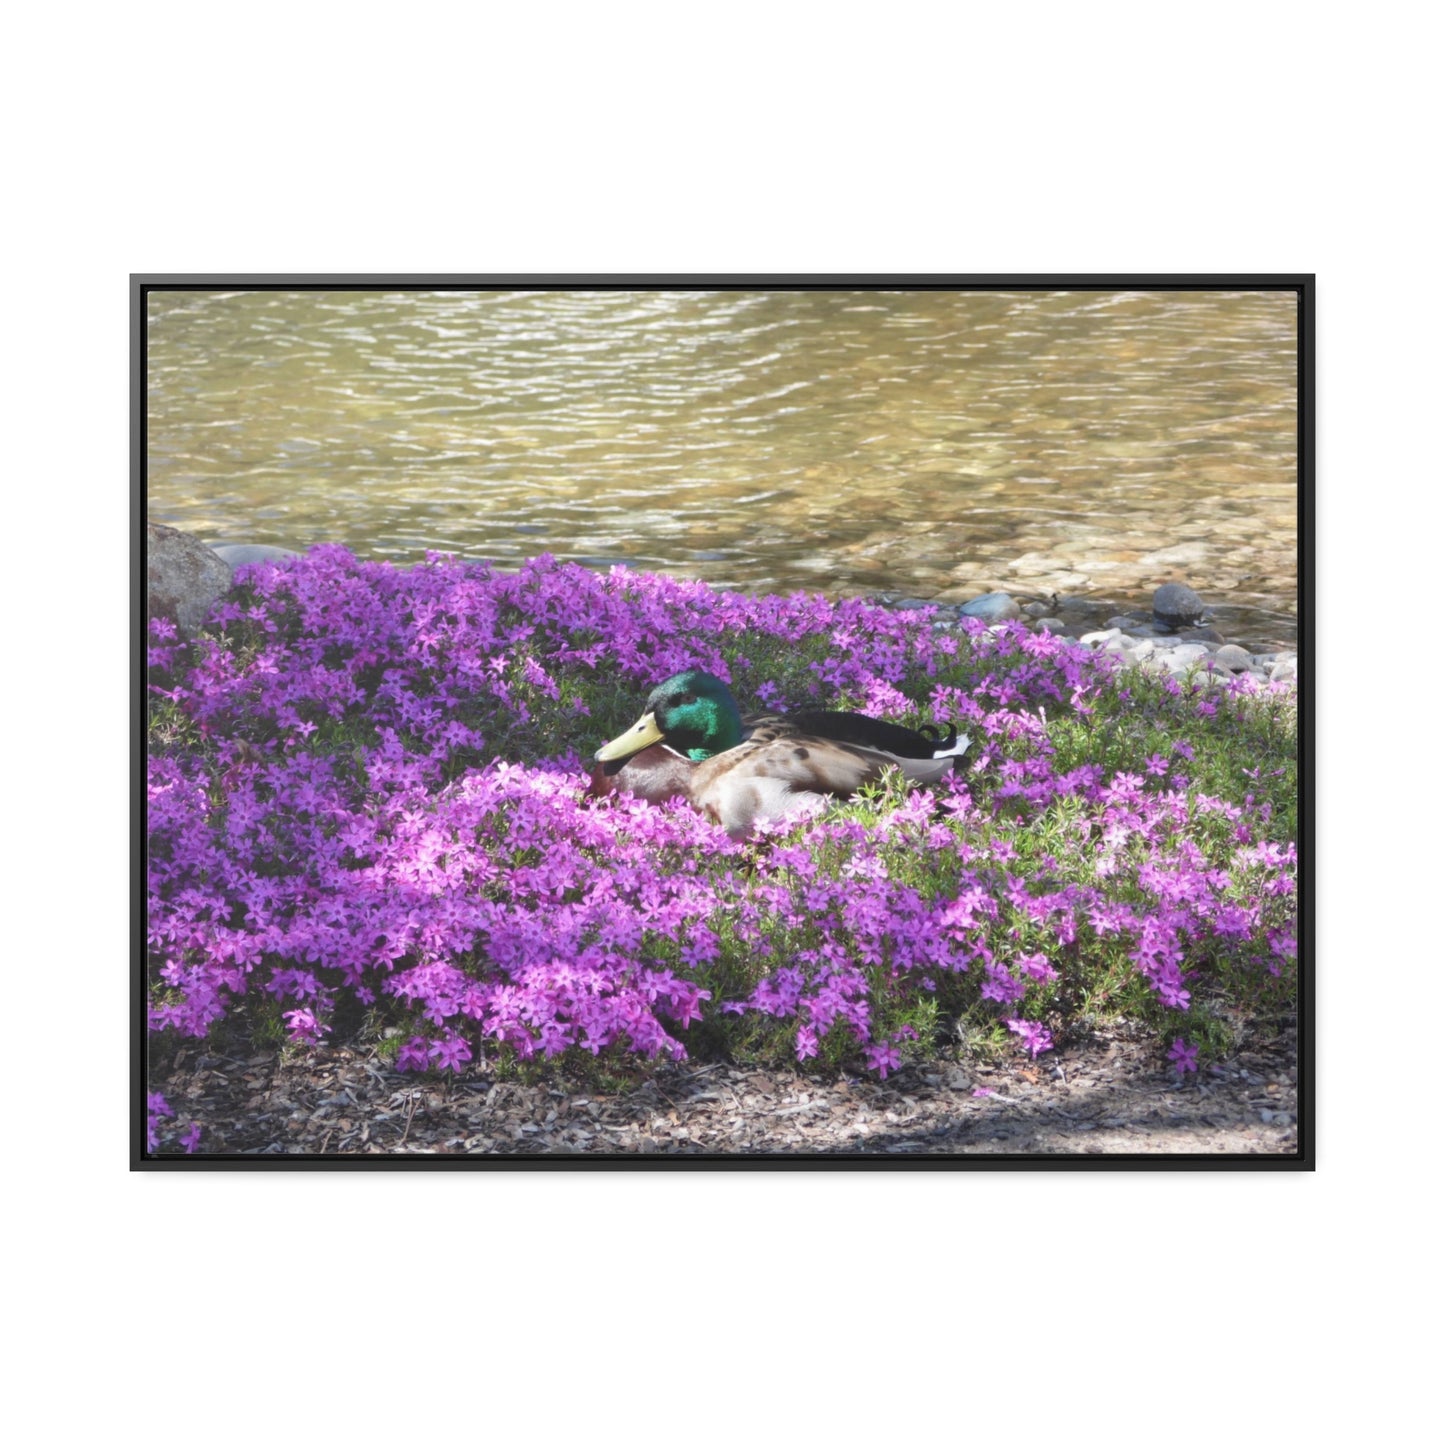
[864,1042,902,1079]
[679,923,720,967]
[180,1122,202,1153]
[972,1086,996,1098]
[1103,772,1145,805]
[1168,1038,1200,1074]
[266,967,323,1001]
[283,1007,330,1043]
[147,1092,174,1118]
[1267,928,1297,975]
[1212,903,1255,938]
[1015,952,1058,983]
[752,966,806,1018]
[1006,1018,1053,1059]
[429,1033,473,1073]
[396,1036,432,1072]
[981,961,1026,1006]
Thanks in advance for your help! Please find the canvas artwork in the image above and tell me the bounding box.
[136,278,1309,1168]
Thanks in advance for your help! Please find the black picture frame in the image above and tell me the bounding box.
[134,275,1312,1171]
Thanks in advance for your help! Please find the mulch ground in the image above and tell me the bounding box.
[150,1017,1299,1160]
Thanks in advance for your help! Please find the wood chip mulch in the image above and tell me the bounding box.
[148,1018,1300,1161]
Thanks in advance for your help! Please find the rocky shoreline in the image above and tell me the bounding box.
[872,581,1297,688]
[147,523,1298,690]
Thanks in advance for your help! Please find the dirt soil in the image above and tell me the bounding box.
[151,1017,1300,1160]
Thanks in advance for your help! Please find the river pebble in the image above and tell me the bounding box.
[959,591,1022,623]
[211,543,300,566]
[1212,644,1253,672]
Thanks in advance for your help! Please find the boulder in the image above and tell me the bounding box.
[147,522,232,639]
[1152,582,1209,630]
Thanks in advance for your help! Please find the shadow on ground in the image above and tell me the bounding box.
[151,1019,1298,1160]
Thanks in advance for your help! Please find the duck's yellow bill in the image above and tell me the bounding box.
[595,711,665,762]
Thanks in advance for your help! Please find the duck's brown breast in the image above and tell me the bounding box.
[587,744,695,805]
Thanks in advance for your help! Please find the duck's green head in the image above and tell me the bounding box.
[595,669,744,762]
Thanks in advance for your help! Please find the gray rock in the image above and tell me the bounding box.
[1155,643,1213,676]
[1270,657,1298,683]
[1032,617,1065,633]
[1108,611,1154,632]
[1213,644,1254,672]
[211,543,299,567]
[1153,582,1209,630]
[960,591,1021,623]
[148,522,233,639]
[1177,625,1224,644]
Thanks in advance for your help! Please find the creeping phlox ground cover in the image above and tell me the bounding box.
[145,548,1297,1148]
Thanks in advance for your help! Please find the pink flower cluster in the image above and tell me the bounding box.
[146,549,1296,1092]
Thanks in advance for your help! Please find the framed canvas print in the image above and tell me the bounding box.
[135,276,1310,1169]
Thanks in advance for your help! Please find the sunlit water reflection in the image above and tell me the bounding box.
[147,288,1299,647]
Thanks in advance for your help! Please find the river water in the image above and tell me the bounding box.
[146,287,1299,647]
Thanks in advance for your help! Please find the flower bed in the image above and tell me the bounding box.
[146,547,1297,1132]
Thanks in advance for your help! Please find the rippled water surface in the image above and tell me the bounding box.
[147,288,1299,645]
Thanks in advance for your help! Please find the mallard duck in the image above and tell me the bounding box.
[588,669,969,839]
